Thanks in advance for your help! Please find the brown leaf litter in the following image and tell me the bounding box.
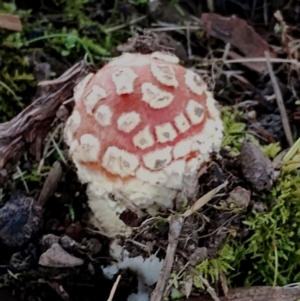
[0,13,22,32]
[200,13,276,73]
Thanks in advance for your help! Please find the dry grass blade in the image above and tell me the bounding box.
[194,273,221,301]
[182,181,228,218]
[265,51,293,147]
[107,275,121,301]
[223,58,300,65]
[200,13,276,73]
[196,58,300,67]
[283,137,300,163]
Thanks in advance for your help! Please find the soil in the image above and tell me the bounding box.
[0,1,300,301]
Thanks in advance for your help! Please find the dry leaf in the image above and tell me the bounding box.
[200,13,276,73]
[224,186,251,210]
[0,13,22,31]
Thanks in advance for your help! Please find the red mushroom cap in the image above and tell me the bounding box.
[64,51,223,236]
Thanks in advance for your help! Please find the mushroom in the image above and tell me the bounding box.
[64,51,224,237]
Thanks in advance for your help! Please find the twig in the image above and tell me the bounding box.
[265,51,293,147]
[197,214,238,241]
[104,16,147,33]
[148,24,201,32]
[150,183,228,301]
[38,161,63,207]
[195,273,221,301]
[150,215,184,301]
[16,166,29,193]
[186,22,192,58]
[107,275,121,301]
[223,57,300,65]
[187,285,300,301]
[0,59,94,186]
[195,57,300,67]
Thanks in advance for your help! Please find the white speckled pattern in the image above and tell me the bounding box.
[64,51,224,237]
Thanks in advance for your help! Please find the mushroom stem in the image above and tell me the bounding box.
[87,184,132,237]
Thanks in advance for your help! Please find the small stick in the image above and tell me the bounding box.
[150,183,228,301]
[38,161,63,207]
[196,273,221,301]
[0,59,93,185]
[265,51,293,147]
[188,285,300,301]
[107,275,121,301]
[149,215,184,301]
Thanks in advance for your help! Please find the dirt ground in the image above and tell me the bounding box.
[0,1,300,301]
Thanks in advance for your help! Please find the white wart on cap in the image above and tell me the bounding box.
[64,51,224,237]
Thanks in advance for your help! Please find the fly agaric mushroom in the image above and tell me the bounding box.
[64,51,223,237]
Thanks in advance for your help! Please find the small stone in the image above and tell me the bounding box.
[252,202,268,213]
[39,243,84,268]
[60,235,77,250]
[0,195,43,248]
[189,247,208,266]
[40,234,60,252]
[247,110,256,120]
[240,140,274,191]
[224,186,251,210]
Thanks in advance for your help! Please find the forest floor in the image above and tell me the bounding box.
[1,1,300,301]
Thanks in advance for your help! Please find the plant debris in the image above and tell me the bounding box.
[38,161,63,206]
[0,60,93,184]
[200,13,276,73]
[0,1,300,301]
[189,285,300,301]
[0,13,22,31]
[150,216,184,301]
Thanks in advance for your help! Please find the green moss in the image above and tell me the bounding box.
[0,4,36,121]
[221,107,252,155]
[239,168,300,286]
[3,0,300,291]
[193,244,237,289]
[261,142,281,159]
[221,106,282,159]
[53,0,92,28]
[0,0,146,120]
[191,108,300,289]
